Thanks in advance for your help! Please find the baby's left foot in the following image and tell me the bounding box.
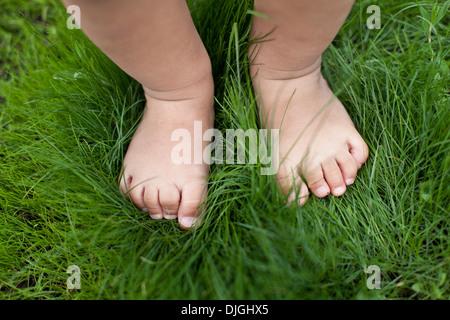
[251,61,369,205]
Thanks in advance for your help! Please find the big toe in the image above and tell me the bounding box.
[178,181,208,230]
[349,135,369,168]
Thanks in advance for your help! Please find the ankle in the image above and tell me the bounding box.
[250,55,322,81]
[142,61,214,102]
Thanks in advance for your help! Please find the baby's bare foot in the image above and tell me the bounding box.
[251,60,369,205]
[119,75,214,229]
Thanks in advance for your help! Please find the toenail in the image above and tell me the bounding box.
[142,208,148,212]
[346,178,355,185]
[165,214,177,220]
[181,217,197,228]
[333,186,346,195]
[316,186,328,197]
[150,214,162,220]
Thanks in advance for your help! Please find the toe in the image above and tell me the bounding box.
[278,165,309,206]
[159,183,181,219]
[119,174,133,199]
[303,162,330,198]
[276,164,300,196]
[128,184,147,211]
[143,185,163,219]
[178,182,207,229]
[287,180,309,206]
[336,151,358,186]
[348,136,369,168]
[322,159,346,196]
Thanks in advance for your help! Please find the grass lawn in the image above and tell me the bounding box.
[0,0,448,300]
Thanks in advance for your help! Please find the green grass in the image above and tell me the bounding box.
[0,0,448,299]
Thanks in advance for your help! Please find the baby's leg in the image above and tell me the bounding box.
[250,0,369,205]
[62,0,214,228]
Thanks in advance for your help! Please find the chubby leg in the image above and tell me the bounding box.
[62,0,214,228]
[250,0,369,205]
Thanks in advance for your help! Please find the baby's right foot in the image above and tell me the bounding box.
[65,0,216,229]
[119,73,214,230]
